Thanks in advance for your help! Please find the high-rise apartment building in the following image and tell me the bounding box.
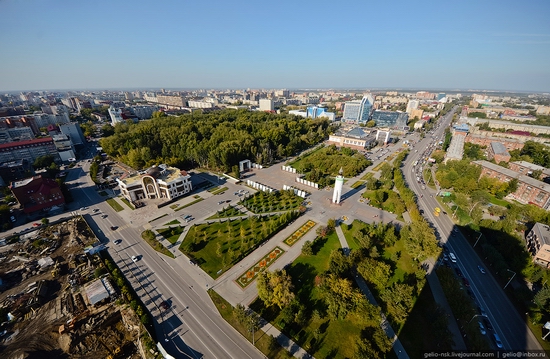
[259,99,274,111]
[342,95,374,124]
[406,100,419,115]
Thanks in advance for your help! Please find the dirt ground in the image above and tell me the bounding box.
[0,217,144,359]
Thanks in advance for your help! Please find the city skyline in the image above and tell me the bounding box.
[1,0,549,93]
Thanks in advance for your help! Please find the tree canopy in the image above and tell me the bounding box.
[99,109,332,171]
[256,269,295,309]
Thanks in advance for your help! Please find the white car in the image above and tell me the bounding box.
[493,333,503,349]
[80,206,88,211]
[478,321,486,335]
[449,252,457,263]
[131,255,138,263]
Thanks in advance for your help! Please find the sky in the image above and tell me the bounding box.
[1,0,549,93]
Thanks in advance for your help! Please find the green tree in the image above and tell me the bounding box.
[302,240,313,255]
[256,270,295,309]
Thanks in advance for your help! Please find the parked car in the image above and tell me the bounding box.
[114,239,122,245]
[10,216,16,223]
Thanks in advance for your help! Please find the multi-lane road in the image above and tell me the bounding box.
[404,107,543,351]
[65,154,266,358]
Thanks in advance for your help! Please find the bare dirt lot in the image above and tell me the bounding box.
[0,217,144,359]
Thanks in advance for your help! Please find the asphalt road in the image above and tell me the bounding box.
[403,107,543,351]
[77,162,265,358]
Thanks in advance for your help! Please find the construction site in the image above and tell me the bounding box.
[0,216,150,359]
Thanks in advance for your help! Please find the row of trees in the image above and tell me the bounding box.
[99,109,333,171]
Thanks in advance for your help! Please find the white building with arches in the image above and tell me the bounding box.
[116,164,192,204]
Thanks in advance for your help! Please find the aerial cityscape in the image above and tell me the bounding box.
[1,1,550,359]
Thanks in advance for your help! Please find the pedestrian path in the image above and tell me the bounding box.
[148,212,318,359]
[334,224,410,359]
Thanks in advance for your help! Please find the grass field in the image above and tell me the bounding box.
[251,232,376,359]
[120,197,135,210]
[141,231,175,258]
[211,186,229,195]
[208,290,293,359]
[106,198,124,212]
[163,219,180,226]
[157,226,185,244]
[241,190,302,214]
[207,205,245,219]
[175,197,204,211]
[180,212,297,278]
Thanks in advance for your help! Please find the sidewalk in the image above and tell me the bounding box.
[335,225,411,359]
[148,211,319,359]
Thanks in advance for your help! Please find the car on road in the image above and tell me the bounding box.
[478,265,486,274]
[10,216,16,223]
[131,255,139,263]
[101,215,108,219]
[110,226,117,230]
[449,252,457,263]
[478,321,487,335]
[114,239,122,245]
[32,223,41,227]
[462,277,470,287]
[160,301,170,310]
[80,206,88,211]
[93,208,100,213]
[189,259,197,266]
[218,201,224,205]
[483,318,494,331]
[493,333,503,349]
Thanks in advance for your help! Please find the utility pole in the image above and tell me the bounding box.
[504,269,516,290]
[473,232,483,247]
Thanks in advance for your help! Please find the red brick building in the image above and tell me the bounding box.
[487,142,511,163]
[10,175,65,214]
[474,160,550,209]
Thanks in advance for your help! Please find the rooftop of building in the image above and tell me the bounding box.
[511,161,550,173]
[490,142,510,155]
[530,223,550,247]
[473,160,550,192]
[119,164,189,186]
[0,137,53,150]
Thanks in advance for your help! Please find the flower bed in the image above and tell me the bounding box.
[283,220,316,246]
[237,246,285,288]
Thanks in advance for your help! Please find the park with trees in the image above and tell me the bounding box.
[289,144,371,188]
[98,109,334,172]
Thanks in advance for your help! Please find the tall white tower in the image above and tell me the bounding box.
[332,168,344,204]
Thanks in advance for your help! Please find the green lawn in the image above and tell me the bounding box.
[141,231,175,258]
[211,186,229,195]
[180,212,298,278]
[163,219,180,226]
[175,197,204,211]
[241,190,302,214]
[489,196,510,207]
[208,290,292,359]
[148,213,168,223]
[157,226,185,244]
[360,172,374,181]
[207,205,245,219]
[350,181,364,189]
[120,197,135,210]
[252,232,374,359]
[106,198,124,212]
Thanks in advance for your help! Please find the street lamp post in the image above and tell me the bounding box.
[473,232,483,247]
[504,269,516,290]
